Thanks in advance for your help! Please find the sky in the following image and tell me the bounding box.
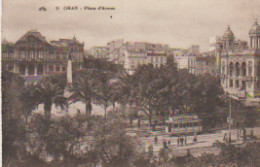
[2,0,260,51]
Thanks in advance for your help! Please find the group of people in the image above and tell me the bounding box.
[154,133,198,148]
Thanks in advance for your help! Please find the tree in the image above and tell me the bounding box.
[2,71,27,164]
[36,77,67,120]
[71,71,99,118]
[92,113,136,167]
[94,71,117,119]
[20,83,39,123]
[132,64,176,127]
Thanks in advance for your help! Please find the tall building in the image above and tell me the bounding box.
[187,45,200,57]
[2,30,84,83]
[107,40,169,74]
[220,22,260,106]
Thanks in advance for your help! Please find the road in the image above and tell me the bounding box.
[133,127,260,157]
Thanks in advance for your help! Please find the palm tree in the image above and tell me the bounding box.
[115,72,137,125]
[36,77,66,120]
[71,72,98,118]
[20,83,39,123]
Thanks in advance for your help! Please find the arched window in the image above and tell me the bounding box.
[235,62,240,76]
[28,64,34,75]
[248,61,253,76]
[229,62,234,76]
[19,64,26,75]
[38,64,43,75]
[241,62,246,76]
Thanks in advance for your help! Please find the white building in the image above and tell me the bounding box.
[89,46,108,60]
[124,42,168,74]
[174,54,196,74]
[220,22,260,106]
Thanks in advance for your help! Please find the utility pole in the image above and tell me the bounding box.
[228,95,232,143]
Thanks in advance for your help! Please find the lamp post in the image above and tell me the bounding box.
[228,95,232,143]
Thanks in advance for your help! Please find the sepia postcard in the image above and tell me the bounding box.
[2,0,260,166]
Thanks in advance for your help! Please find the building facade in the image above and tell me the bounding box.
[88,46,108,60]
[2,30,84,83]
[195,56,216,76]
[107,40,169,74]
[174,54,196,74]
[220,22,260,105]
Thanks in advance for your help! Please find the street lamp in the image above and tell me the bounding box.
[228,95,232,143]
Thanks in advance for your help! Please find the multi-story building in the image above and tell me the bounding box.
[187,45,200,57]
[107,40,169,74]
[124,42,168,74]
[195,56,216,76]
[174,54,196,74]
[107,39,125,65]
[209,35,247,75]
[89,46,108,60]
[2,29,84,83]
[220,22,260,106]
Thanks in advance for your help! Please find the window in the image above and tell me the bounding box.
[229,62,234,76]
[56,66,60,72]
[236,80,239,88]
[62,67,66,71]
[241,62,246,76]
[235,62,240,76]
[230,79,233,87]
[248,61,253,76]
[242,81,246,90]
[156,57,158,63]
[49,66,53,72]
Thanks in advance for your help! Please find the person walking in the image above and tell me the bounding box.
[184,135,187,145]
[193,133,197,144]
[163,139,168,149]
[154,135,158,144]
[223,133,227,142]
[177,136,180,146]
[180,137,184,146]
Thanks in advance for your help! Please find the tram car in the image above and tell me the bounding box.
[165,115,202,135]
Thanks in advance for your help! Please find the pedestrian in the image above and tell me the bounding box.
[194,135,197,143]
[243,128,247,137]
[180,137,184,146]
[223,133,227,142]
[250,129,254,138]
[148,144,153,157]
[185,135,187,145]
[168,140,171,146]
[177,136,180,146]
[163,139,168,149]
[154,135,158,144]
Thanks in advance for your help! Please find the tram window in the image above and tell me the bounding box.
[186,123,190,128]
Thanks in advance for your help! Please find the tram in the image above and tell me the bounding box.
[165,115,202,135]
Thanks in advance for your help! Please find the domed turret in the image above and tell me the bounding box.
[249,20,260,36]
[223,25,234,51]
[249,20,260,49]
[223,25,235,41]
